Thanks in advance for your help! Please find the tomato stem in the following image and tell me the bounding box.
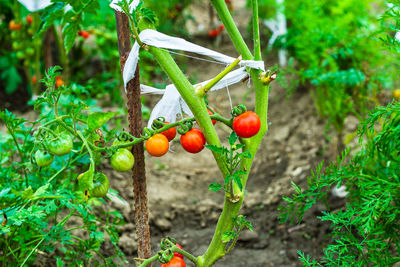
[197,55,242,97]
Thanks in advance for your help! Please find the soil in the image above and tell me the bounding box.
[0,1,360,266]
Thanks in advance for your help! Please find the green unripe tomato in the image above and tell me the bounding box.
[26,47,34,56]
[48,133,73,156]
[27,28,34,35]
[113,139,133,151]
[35,150,54,167]
[90,173,110,198]
[11,31,18,39]
[16,51,25,59]
[12,42,22,50]
[110,148,134,172]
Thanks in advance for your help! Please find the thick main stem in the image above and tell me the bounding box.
[115,11,152,262]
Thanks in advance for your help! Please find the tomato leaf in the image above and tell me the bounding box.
[222,231,237,243]
[228,132,238,146]
[232,173,243,191]
[205,144,224,154]
[209,183,223,192]
[87,112,115,131]
[62,22,79,53]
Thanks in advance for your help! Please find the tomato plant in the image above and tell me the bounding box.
[180,128,206,154]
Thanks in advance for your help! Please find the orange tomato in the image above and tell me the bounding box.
[55,76,65,87]
[32,76,37,84]
[9,20,22,31]
[145,134,169,157]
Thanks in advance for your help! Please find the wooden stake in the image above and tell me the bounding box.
[115,10,152,263]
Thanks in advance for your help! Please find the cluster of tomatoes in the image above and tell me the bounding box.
[144,107,261,158]
[9,15,35,60]
[208,24,225,38]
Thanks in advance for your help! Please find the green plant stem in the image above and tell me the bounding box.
[209,0,253,59]
[252,0,261,60]
[198,1,268,266]
[198,55,242,96]
[6,125,28,187]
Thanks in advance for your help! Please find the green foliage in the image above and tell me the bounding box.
[206,132,251,195]
[279,101,400,265]
[0,67,129,265]
[263,0,397,138]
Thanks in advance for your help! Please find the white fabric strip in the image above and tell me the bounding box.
[110,0,140,13]
[144,67,249,128]
[18,0,72,12]
[123,29,265,88]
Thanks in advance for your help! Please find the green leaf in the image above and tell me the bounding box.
[222,231,237,243]
[209,183,223,192]
[232,173,243,191]
[0,64,22,95]
[62,22,79,53]
[205,145,224,154]
[36,3,65,37]
[87,112,115,131]
[228,131,238,146]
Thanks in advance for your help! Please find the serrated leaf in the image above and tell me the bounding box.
[87,112,115,131]
[36,3,65,37]
[209,183,223,192]
[205,145,224,154]
[62,22,79,53]
[232,173,243,191]
[222,231,236,243]
[228,131,238,146]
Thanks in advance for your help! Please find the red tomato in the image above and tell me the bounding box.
[232,111,261,138]
[160,256,186,267]
[208,29,218,38]
[161,122,177,141]
[207,108,217,125]
[78,30,90,39]
[32,76,37,84]
[218,24,225,31]
[174,243,183,259]
[26,15,33,25]
[180,128,206,153]
[9,20,22,31]
[145,134,169,157]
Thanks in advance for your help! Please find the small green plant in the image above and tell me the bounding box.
[279,101,400,266]
[0,66,136,265]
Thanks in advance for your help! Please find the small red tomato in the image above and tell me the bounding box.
[32,76,37,84]
[208,29,218,38]
[78,30,90,39]
[26,15,33,25]
[161,122,177,141]
[174,4,183,12]
[218,24,225,31]
[55,76,65,87]
[174,243,183,259]
[233,111,261,138]
[207,108,217,125]
[180,128,206,153]
[9,20,22,31]
[161,256,186,267]
[145,134,169,157]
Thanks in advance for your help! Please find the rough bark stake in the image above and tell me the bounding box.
[115,10,152,262]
